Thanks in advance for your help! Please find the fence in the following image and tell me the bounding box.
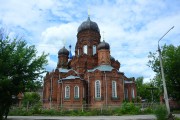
[12,102,160,112]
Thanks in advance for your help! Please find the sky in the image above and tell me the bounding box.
[0,0,180,83]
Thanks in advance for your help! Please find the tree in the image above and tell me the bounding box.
[135,77,144,98]
[0,29,48,119]
[148,44,180,100]
[136,77,150,102]
[135,77,160,102]
[22,92,41,111]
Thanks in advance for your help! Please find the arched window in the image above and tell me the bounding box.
[112,81,117,98]
[124,88,128,100]
[74,86,79,98]
[93,45,96,55]
[77,49,80,55]
[95,80,101,98]
[83,45,87,54]
[65,86,70,99]
[131,88,135,98]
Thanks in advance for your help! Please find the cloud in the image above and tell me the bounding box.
[38,22,79,55]
[0,0,180,82]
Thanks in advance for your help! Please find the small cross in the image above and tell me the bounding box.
[102,31,105,41]
[62,38,66,46]
[88,7,90,17]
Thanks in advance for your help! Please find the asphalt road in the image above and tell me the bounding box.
[7,115,156,120]
[7,114,180,120]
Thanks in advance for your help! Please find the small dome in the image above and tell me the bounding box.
[58,46,69,55]
[78,17,100,33]
[97,40,110,50]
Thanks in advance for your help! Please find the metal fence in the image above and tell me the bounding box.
[12,102,160,112]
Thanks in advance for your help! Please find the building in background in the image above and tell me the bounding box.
[43,16,136,109]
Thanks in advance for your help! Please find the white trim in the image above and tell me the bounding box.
[74,86,79,98]
[131,88,135,98]
[78,49,80,55]
[65,86,70,98]
[95,80,101,98]
[93,45,96,55]
[112,81,117,98]
[124,88,128,100]
[83,45,87,54]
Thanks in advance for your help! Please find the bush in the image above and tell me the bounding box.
[120,102,140,115]
[175,117,180,120]
[9,102,157,116]
[154,105,168,120]
[9,107,33,116]
[112,107,122,115]
[31,102,42,114]
[140,107,153,114]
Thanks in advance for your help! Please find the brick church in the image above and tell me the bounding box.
[43,16,136,109]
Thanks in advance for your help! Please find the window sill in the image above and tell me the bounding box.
[95,97,103,101]
[64,98,70,100]
[74,98,80,100]
[111,97,120,100]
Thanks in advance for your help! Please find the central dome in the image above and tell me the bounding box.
[78,17,100,33]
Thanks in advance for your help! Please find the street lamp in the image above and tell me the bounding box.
[158,26,174,115]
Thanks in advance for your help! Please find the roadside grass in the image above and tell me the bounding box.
[9,103,180,120]
[9,102,154,116]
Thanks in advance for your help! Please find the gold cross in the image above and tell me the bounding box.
[62,38,66,47]
[102,31,105,41]
[88,7,90,17]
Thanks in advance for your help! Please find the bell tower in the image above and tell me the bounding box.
[70,16,101,76]
[75,16,101,56]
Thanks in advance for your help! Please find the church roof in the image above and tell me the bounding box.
[124,80,134,84]
[78,16,100,33]
[110,55,115,61]
[58,68,78,74]
[62,75,80,80]
[58,68,70,73]
[88,65,117,72]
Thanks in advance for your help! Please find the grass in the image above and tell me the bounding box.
[9,102,156,116]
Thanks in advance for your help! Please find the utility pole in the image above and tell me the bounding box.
[158,26,174,115]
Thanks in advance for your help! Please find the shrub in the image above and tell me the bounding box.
[140,107,153,114]
[9,102,157,116]
[154,105,168,120]
[31,102,42,114]
[9,107,33,116]
[112,107,122,115]
[175,117,180,120]
[120,102,140,115]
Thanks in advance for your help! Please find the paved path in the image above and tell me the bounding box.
[7,114,180,120]
[8,115,156,120]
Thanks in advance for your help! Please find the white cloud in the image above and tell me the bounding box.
[46,55,57,71]
[0,0,180,83]
[38,22,79,55]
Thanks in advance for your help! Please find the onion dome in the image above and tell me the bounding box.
[58,46,69,55]
[68,45,72,59]
[97,40,110,50]
[110,55,115,61]
[78,16,100,33]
